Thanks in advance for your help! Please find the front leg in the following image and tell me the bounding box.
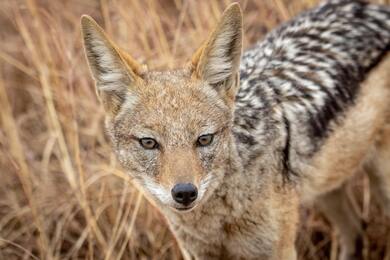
[176,240,193,260]
[170,224,224,260]
[273,225,298,260]
[275,246,297,260]
[177,237,223,260]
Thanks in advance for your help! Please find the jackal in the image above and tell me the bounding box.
[81,0,390,259]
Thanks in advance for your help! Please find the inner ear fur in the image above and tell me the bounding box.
[81,15,145,115]
[190,3,243,105]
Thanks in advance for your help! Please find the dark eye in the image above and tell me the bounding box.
[139,138,159,149]
[197,134,214,147]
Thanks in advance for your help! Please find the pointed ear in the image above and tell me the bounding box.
[81,15,143,116]
[190,3,243,105]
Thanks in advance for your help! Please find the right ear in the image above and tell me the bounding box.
[189,3,242,107]
[81,15,143,116]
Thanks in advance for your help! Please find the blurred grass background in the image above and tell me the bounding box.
[0,0,389,259]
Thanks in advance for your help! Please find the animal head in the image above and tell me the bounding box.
[81,4,242,212]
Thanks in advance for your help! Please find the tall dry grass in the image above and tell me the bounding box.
[0,0,389,259]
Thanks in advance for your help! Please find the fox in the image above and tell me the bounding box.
[81,0,390,259]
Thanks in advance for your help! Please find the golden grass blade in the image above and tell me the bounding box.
[0,238,40,260]
[0,72,51,258]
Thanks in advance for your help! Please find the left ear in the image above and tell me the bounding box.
[190,3,243,105]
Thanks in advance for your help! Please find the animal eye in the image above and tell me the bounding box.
[197,134,214,147]
[139,138,159,149]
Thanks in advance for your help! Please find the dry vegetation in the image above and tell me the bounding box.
[0,0,390,259]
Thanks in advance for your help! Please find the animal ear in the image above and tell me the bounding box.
[81,15,143,116]
[190,3,243,104]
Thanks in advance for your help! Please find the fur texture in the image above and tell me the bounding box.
[81,1,390,259]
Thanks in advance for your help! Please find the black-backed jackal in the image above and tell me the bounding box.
[81,0,390,259]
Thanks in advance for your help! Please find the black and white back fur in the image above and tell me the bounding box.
[234,0,390,179]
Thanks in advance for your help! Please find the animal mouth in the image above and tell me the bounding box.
[173,204,196,212]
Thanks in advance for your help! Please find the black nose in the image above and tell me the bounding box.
[171,183,198,206]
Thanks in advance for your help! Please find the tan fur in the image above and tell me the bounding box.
[190,4,242,107]
[81,4,390,259]
[365,122,390,216]
[300,53,390,259]
[81,15,144,116]
[160,147,203,189]
[81,15,145,77]
[301,53,390,199]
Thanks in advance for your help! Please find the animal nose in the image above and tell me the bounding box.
[171,183,198,205]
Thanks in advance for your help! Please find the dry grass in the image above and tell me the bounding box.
[0,0,389,259]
